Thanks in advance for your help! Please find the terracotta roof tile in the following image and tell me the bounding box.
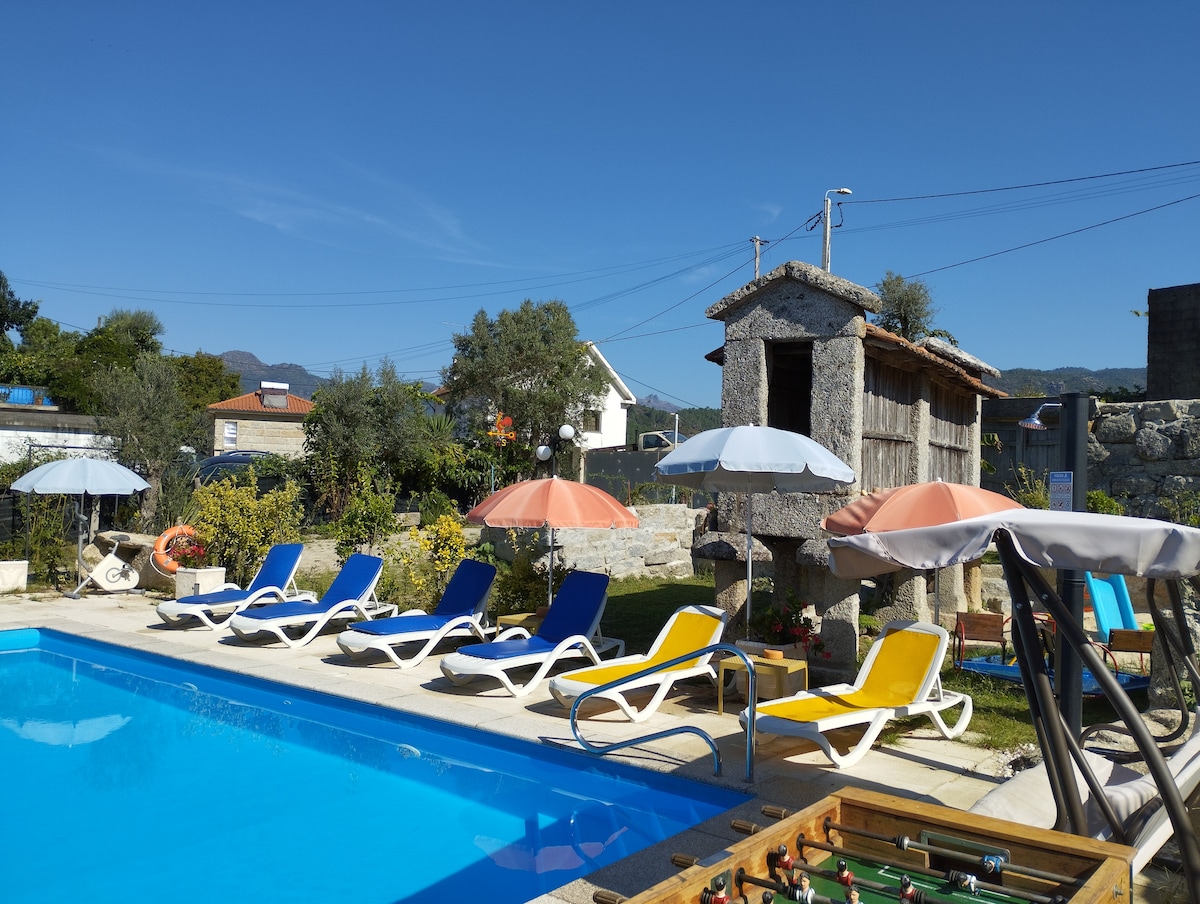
[864,323,1006,398]
[207,391,314,415]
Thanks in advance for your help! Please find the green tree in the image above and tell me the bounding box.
[0,271,40,350]
[441,300,609,454]
[873,271,956,345]
[91,353,204,528]
[170,351,242,411]
[53,308,167,412]
[303,360,429,518]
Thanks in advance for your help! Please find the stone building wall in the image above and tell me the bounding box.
[482,504,703,581]
[1090,398,1200,518]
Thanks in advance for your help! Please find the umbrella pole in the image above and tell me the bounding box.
[745,496,753,639]
[548,527,555,608]
[934,569,941,627]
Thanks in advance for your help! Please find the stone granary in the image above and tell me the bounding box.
[700,261,1004,672]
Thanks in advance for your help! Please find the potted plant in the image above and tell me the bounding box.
[738,593,830,661]
[171,537,227,599]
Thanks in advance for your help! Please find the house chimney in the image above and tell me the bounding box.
[260,381,289,409]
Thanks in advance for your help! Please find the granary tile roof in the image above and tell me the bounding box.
[864,323,1006,398]
[207,390,314,415]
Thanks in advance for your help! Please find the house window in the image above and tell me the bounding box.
[582,410,600,433]
[223,421,238,448]
[767,341,813,435]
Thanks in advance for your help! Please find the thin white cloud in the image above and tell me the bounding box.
[97,146,496,261]
[752,202,783,223]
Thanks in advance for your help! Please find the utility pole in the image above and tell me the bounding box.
[822,188,852,272]
[750,236,769,279]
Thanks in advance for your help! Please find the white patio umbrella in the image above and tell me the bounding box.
[654,425,855,635]
[11,458,149,496]
[10,458,149,597]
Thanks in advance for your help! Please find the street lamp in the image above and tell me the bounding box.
[536,424,576,477]
[822,187,852,272]
[1019,392,1089,735]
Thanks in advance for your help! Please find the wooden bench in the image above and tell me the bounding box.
[953,610,1007,668]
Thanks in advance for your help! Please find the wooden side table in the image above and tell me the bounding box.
[717,655,808,715]
[496,612,543,632]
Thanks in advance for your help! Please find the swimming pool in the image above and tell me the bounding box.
[0,628,747,903]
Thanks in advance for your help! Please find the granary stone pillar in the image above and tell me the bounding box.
[798,539,858,683]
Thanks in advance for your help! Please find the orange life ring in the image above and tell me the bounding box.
[153,525,197,575]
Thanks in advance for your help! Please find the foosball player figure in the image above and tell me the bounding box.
[791,871,815,904]
[771,844,797,884]
[843,885,860,904]
[835,859,855,888]
[700,875,730,904]
[898,874,918,902]
[762,891,776,904]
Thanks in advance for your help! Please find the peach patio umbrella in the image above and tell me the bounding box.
[822,481,1023,622]
[467,476,639,605]
[822,481,1022,536]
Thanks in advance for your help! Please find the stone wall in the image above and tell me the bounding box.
[481,504,703,581]
[1090,399,1200,518]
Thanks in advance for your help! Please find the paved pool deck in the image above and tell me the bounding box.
[0,591,1170,903]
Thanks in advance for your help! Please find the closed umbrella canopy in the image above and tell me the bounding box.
[467,477,638,606]
[11,458,149,496]
[654,425,855,635]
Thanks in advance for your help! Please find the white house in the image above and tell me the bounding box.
[578,341,636,450]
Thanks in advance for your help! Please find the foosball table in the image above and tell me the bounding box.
[596,788,1135,904]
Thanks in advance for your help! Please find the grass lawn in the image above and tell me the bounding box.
[600,573,719,653]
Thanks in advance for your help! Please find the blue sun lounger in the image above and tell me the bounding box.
[335,559,498,668]
[439,570,618,697]
[227,553,393,648]
[156,543,307,629]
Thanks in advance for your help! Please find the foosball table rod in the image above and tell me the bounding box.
[821,818,1083,888]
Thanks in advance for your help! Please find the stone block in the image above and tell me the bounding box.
[1094,411,1137,443]
[1135,426,1173,461]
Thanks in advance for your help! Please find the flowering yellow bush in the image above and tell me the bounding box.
[395,514,468,610]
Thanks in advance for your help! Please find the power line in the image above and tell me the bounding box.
[846,159,1200,204]
[905,192,1200,278]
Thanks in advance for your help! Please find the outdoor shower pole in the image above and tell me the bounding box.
[1057,392,1089,736]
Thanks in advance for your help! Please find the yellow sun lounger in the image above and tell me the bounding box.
[549,605,728,722]
[740,619,972,768]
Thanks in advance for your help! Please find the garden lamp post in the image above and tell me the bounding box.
[536,424,576,477]
[822,187,852,272]
[1020,392,1090,735]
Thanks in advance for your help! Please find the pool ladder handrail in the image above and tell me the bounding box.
[566,642,756,783]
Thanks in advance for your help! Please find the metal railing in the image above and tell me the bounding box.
[566,642,757,782]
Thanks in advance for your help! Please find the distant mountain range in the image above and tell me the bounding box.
[219,351,324,399]
[217,352,1148,405]
[987,366,1146,399]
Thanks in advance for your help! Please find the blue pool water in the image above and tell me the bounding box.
[0,628,746,903]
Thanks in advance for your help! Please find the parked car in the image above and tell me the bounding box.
[195,451,273,485]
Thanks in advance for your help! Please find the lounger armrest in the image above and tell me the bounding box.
[495,626,532,641]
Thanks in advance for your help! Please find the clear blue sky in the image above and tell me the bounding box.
[3,2,1197,410]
